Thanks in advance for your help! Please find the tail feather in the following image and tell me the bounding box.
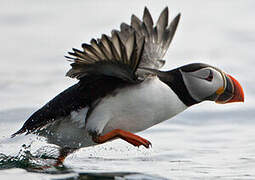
[11,128,26,138]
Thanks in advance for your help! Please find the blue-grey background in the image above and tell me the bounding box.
[0,0,254,179]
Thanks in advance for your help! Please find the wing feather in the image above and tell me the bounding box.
[163,13,181,55]
[66,7,180,80]
[89,39,106,60]
[111,31,122,60]
[143,7,153,37]
[66,31,145,82]
[156,7,168,43]
[130,7,181,70]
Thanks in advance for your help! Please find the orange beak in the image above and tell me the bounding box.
[226,74,244,103]
[216,74,244,104]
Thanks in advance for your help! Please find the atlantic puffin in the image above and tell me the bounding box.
[12,7,244,165]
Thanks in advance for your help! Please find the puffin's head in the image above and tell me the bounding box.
[179,63,244,104]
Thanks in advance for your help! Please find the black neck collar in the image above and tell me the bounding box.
[158,69,199,107]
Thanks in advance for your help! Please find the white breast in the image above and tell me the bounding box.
[40,77,187,149]
[86,77,187,135]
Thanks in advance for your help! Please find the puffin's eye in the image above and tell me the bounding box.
[205,69,213,81]
[191,68,214,81]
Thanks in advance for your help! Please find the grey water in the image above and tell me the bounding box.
[1,0,255,179]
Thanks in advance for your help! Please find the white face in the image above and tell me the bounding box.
[180,67,224,102]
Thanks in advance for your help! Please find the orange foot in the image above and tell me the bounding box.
[54,147,76,167]
[54,155,66,167]
[92,129,152,148]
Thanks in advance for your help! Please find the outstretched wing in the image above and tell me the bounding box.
[66,7,180,81]
[118,7,181,70]
[66,31,145,82]
[12,7,180,137]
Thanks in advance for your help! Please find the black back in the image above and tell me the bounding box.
[12,76,131,136]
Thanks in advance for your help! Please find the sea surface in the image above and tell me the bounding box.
[1,0,255,179]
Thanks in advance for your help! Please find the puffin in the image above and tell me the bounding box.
[12,7,244,166]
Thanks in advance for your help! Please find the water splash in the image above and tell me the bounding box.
[0,144,71,173]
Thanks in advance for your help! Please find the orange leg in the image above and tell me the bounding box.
[54,155,66,167]
[54,148,76,166]
[33,148,76,169]
[92,129,152,148]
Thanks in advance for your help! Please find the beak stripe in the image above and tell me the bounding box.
[226,74,244,103]
[216,86,224,95]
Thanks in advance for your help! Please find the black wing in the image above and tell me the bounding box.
[12,7,178,136]
[65,7,180,80]
[66,31,145,81]
[13,27,146,136]
[12,75,129,136]
[117,7,181,70]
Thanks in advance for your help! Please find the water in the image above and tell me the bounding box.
[1,0,255,179]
